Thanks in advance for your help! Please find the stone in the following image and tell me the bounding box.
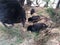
[24,0,60,9]
[48,0,59,9]
[37,0,46,7]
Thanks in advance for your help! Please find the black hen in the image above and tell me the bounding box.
[27,23,48,32]
[30,8,35,15]
[0,0,26,28]
[28,16,40,23]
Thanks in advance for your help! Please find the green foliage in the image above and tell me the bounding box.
[0,26,24,44]
[43,0,50,2]
[46,8,56,22]
[46,8,60,26]
[46,8,56,17]
[0,26,32,45]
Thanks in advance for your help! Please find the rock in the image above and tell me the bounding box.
[48,0,59,9]
[24,0,60,9]
[24,0,27,5]
[37,0,46,7]
[31,0,38,6]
